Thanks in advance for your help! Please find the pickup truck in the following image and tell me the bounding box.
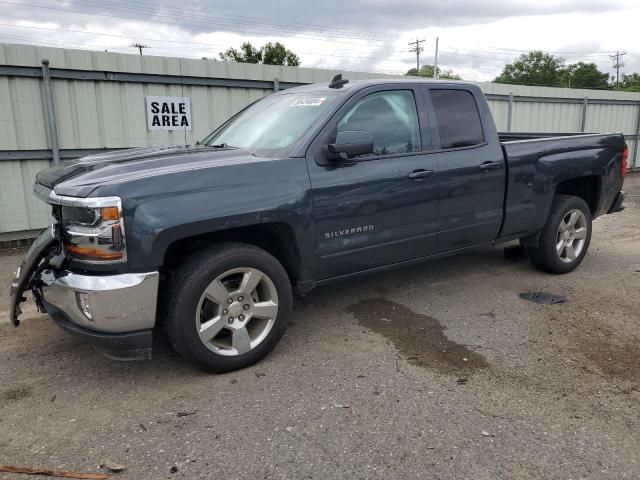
[10,76,628,372]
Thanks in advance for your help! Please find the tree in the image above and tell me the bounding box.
[562,62,609,89]
[494,51,615,89]
[406,65,461,80]
[262,42,300,66]
[494,51,565,87]
[621,73,640,92]
[219,41,300,66]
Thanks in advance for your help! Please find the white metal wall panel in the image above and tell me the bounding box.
[1,43,639,236]
[0,159,51,233]
[1,76,48,150]
[486,99,510,131]
[585,103,638,135]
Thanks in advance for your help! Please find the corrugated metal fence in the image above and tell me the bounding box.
[1,43,639,239]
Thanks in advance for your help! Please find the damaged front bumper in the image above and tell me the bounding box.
[10,229,159,361]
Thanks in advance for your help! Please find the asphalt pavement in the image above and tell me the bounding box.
[1,175,639,479]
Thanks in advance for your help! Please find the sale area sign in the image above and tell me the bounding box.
[146,96,192,131]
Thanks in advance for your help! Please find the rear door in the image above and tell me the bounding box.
[306,85,439,279]
[422,87,506,251]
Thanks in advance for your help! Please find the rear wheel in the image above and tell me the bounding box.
[526,194,592,274]
[164,243,292,372]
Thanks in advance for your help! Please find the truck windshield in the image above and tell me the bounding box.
[202,92,339,154]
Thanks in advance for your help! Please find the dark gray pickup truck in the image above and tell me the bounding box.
[10,77,628,372]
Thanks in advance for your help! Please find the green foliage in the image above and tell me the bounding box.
[219,42,300,66]
[494,51,614,90]
[405,65,461,80]
[262,42,301,66]
[621,73,640,92]
[494,51,565,87]
[562,62,610,89]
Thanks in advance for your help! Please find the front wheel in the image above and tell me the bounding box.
[526,194,592,274]
[164,243,292,372]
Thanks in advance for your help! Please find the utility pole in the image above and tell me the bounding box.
[131,43,149,56]
[610,51,627,89]
[408,38,425,71]
[433,37,439,79]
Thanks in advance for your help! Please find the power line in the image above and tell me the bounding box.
[67,0,400,42]
[0,1,626,68]
[408,38,425,70]
[46,0,631,61]
[0,23,413,63]
[0,0,394,47]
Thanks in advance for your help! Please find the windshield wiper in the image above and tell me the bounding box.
[207,142,238,149]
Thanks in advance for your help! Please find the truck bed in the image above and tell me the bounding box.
[498,132,626,241]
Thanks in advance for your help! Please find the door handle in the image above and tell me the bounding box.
[408,169,435,180]
[479,161,503,171]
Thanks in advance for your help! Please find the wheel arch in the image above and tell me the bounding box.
[161,222,303,286]
[554,175,601,216]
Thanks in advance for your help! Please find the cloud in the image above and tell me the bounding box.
[0,0,638,80]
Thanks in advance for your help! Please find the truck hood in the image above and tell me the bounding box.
[36,145,267,197]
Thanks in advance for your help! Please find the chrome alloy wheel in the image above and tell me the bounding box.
[556,209,588,263]
[195,268,279,356]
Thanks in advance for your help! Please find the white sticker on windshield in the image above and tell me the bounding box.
[291,97,326,107]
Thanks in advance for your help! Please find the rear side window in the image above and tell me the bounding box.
[430,90,484,149]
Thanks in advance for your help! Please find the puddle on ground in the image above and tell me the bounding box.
[580,332,640,381]
[345,299,488,375]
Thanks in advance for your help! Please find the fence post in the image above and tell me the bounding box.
[580,97,588,132]
[273,77,280,93]
[633,102,640,170]
[41,59,60,166]
[507,93,514,132]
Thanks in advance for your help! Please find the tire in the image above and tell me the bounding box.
[164,242,292,372]
[526,194,592,274]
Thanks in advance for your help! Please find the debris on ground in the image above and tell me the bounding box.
[481,431,493,437]
[170,466,178,474]
[254,372,266,378]
[176,411,197,417]
[102,461,126,473]
[333,403,351,409]
[0,464,109,479]
[519,291,566,305]
[456,378,468,385]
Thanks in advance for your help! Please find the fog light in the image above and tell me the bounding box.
[76,292,93,320]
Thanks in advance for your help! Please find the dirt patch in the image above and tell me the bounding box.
[1,386,32,401]
[579,330,640,381]
[346,299,488,375]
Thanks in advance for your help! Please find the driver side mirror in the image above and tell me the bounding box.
[328,130,374,160]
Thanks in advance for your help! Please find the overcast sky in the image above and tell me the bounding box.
[1,0,638,81]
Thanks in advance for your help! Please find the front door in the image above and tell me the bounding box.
[306,86,439,279]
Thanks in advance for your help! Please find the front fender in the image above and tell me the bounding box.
[120,173,315,276]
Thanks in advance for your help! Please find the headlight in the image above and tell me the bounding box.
[57,197,126,264]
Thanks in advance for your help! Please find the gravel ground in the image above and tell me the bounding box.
[1,175,639,480]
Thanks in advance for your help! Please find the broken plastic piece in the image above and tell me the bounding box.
[519,291,566,305]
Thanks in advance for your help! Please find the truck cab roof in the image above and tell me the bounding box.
[277,77,477,95]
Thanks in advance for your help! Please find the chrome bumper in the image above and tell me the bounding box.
[41,271,159,333]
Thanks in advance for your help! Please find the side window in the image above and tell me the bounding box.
[430,90,484,149]
[338,90,421,158]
